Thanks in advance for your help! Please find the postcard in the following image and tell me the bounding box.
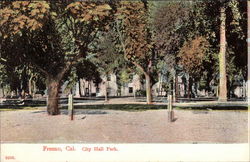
[0,0,249,161]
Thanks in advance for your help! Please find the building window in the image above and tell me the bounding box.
[129,87,133,93]
[96,88,100,93]
[107,75,111,81]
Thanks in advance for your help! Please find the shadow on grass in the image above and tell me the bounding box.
[61,110,108,115]
[32,110,46,113]
[31,110,108,115]
[60,104,166,111]
[179,105,247,110]
[0,104,46,110]
[1,104,247,111]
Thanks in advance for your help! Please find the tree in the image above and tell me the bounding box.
[91,28,129,100]
[248,0,250,102]
[152,1,191,100]
[218,1,227,101]
[178,36,210,98]
[0,34,44,98]
[168,0,247,99]
[62,60,102,97]
[116,1,156,104]
[0,1,114,115]
[192,0,247,101]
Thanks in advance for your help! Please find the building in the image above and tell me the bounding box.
[73,74,142,97]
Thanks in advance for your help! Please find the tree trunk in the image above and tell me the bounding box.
[104,81,108,102]
[175,73,178,102]
[2,86,5,97]
[32,80,36,98]
[187,77,191,99]
[78,79,81,97]
[28,75,34,95]
[157,74,161,97]
[187,77,194,99]
[89,81,92,98]
[75,80,80,97]
[218,5,227,102]
[145,73,152,104]
[126,59,153,104]
[172,74,176,102]
[28,78,32,95]
[184,75,188,97]
[0,84,4,98]
[21,89,25,99]
[194,82,198,98]
[247,0,250,102]
[80,79,85,96]
[47,77,61,115]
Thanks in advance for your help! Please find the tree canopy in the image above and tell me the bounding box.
[0,0,247,114]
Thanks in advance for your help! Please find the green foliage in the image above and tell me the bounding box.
[91,30,125,75]
[0,1,115,80]
[0,0,247,101]
[152,1,191,57]
[118,69,133,86]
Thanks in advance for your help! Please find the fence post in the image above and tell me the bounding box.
[68,94,74,120]
[168,95,174,122]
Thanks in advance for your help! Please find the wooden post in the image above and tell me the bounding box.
[68,94,74,120]
[168,95,174,122]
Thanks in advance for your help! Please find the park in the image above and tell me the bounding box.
[0,1,248,144]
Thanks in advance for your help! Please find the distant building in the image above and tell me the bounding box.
[61,73,247,99]
[1,73,245,99]
[73,74,142,97]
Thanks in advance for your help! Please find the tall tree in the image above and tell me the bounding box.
[178,36,210,98]
[116,1,156,104]
[91,29,128,101]
[0,1,114,115]
[198,0,247,101]
[176,0,247,99]
[152,1,191,100]
[248,0,250,102]
[219,2,227,101]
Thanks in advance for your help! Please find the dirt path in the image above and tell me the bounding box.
[0,109,248,143]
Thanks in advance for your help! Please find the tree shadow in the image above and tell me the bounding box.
[31,110,108,115]
[61,110,108,115]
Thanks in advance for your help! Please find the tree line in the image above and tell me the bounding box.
[0,0,247,115]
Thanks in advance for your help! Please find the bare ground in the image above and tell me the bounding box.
[0,109,248,143]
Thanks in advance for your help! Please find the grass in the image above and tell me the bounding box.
[0,104,45,110]
[0,104,167,112]
[63,104,247,111]
[61,104,167,111]
[0,106,46,111]
[0,104,247,112]
[178,106,247,110]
